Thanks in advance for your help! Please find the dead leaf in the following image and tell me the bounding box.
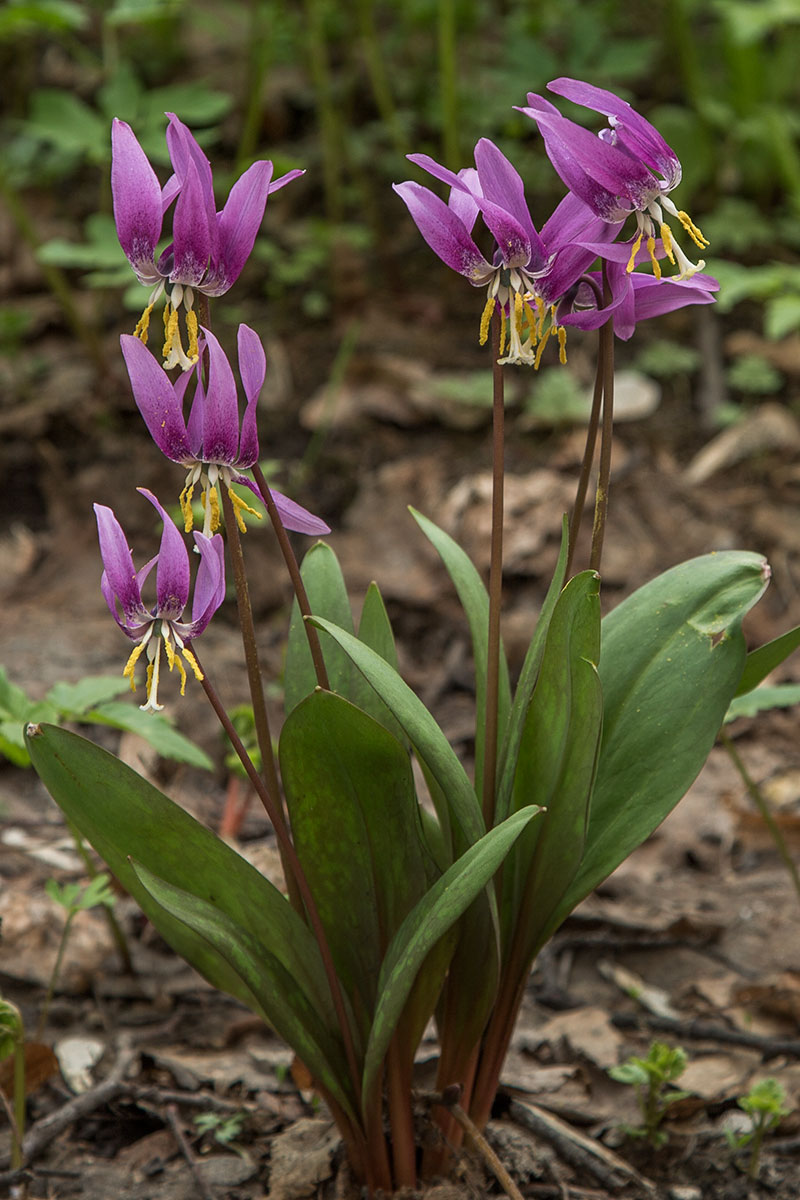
[0,1041,59,1098]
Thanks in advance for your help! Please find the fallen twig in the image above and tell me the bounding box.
[611,1012,800,1059]
[507,1098,656,1194]
[435,1089,525,1200]
[163,1101,217,1200]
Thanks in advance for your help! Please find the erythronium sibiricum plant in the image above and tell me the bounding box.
[26,87,800,1195]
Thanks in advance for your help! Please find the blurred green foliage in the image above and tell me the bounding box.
[2,0,800,389]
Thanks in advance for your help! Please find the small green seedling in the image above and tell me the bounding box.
[726,1078,790,1179]
[194,1110,247,1154]
[0,998,25,1170]
[608,1042,691,1147]
[37,874,116,1036]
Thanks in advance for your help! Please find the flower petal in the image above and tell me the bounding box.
[121,335,192,463]
[547,78,681,187]
[94,502,145,626]
[474,138,545,268]
[267,488,331,535]
[393,181,492,282]
[198,327,240,463]
[137,489,190,618]
[111,119,163,285]
[171,158,212,286]
[189,532,226,633]
[205,160,274,295]
[236,324,265,467]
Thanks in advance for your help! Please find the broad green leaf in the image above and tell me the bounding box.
[736,623,800,696]
[280,691,432,1031]
[284,542,354,714]
[85,701,214,769]
[0,666,34,719]
[308,617,483,851]
[410,508,511,805]
[349,582,407,744]
[24,725,333,1025]
[545,551,770,935]
[361,805,541,1108]
[495,516,570,822]
[132,864,357,1123]
[26,89,106,162]
[726,682,800,721]
[505,571,603,961]
[46,675,128,714]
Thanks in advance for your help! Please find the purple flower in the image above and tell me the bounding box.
[95,489,225,711]
[111,113,304,369]
[120,324,330,539]
[394,139,621,365]
[557,242,719,340]
[518,79,709,281]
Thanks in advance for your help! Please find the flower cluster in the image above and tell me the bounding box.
[395,78,718,364]
[101,115,323,709]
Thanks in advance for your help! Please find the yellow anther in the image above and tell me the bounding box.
[534,325,552,370]
[534,296,546,339]
[557,326,568,365]
[659,222,675,265]
[186,309,199,363]
[513,289,524,334]
[677,210,709,249]
[228,486,262,533]
[479,293,496,346]
[202,486,221,532]
[182,647,203,682]
[626,231,643,274]
[145,662,154,696]
[163,304,179,360]
[134,301,155,344]
[122,641,146,690]
[180,482,195,532]
[646,235,662,280]
[164,638,188,695]
[499,309,507,357]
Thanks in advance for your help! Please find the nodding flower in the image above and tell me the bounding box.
[518,78,709,281]
[111,113,303,369]
[120,324,330,539]
[395,140,621,366]
[95,490,226,712]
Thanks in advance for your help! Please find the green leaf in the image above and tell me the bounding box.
[25,724,333,1025]
[308,617,482,853]
[349,582,407,743]
[84,702,214,769]
[736,623,800,695]
[284,542,354,714]
[725,683,800,721]
[280,691,432,1031]
[546,552,770,934]
[496,516,570,822]
[361,805,541,1108]
[132,863,357,1122]
[46,675,128,715]
[410,508,511,804]
[25,89,106,163]
[0,666,33,719]
[505,571,603,960]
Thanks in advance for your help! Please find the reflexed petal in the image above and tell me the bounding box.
[189,532,226,633]
[137,489,190,617]
[199,327,240,462]
[393,182,492,281]
[630,271,718,323]
[236,323,265,466]
[165,113,215,212]
[94,502,145,624]
[448,167,481,232]
[205,160,274,295]
[120,335,192,463]
[186,368,206,458]
[547,78,681,187]
[473,138,544,267]
[268,167,305,194]
[110,119,163,284]
[171,159,212,286]
[268,487,331,536]
[541,191,616,251]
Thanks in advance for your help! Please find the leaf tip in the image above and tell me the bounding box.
[26,722,43,739]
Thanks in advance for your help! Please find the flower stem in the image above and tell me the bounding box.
[251,462,330,691]
[567,336,605,578]
[589,265,615,574]
[482,313,505,827]
[191,650,363,1109]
